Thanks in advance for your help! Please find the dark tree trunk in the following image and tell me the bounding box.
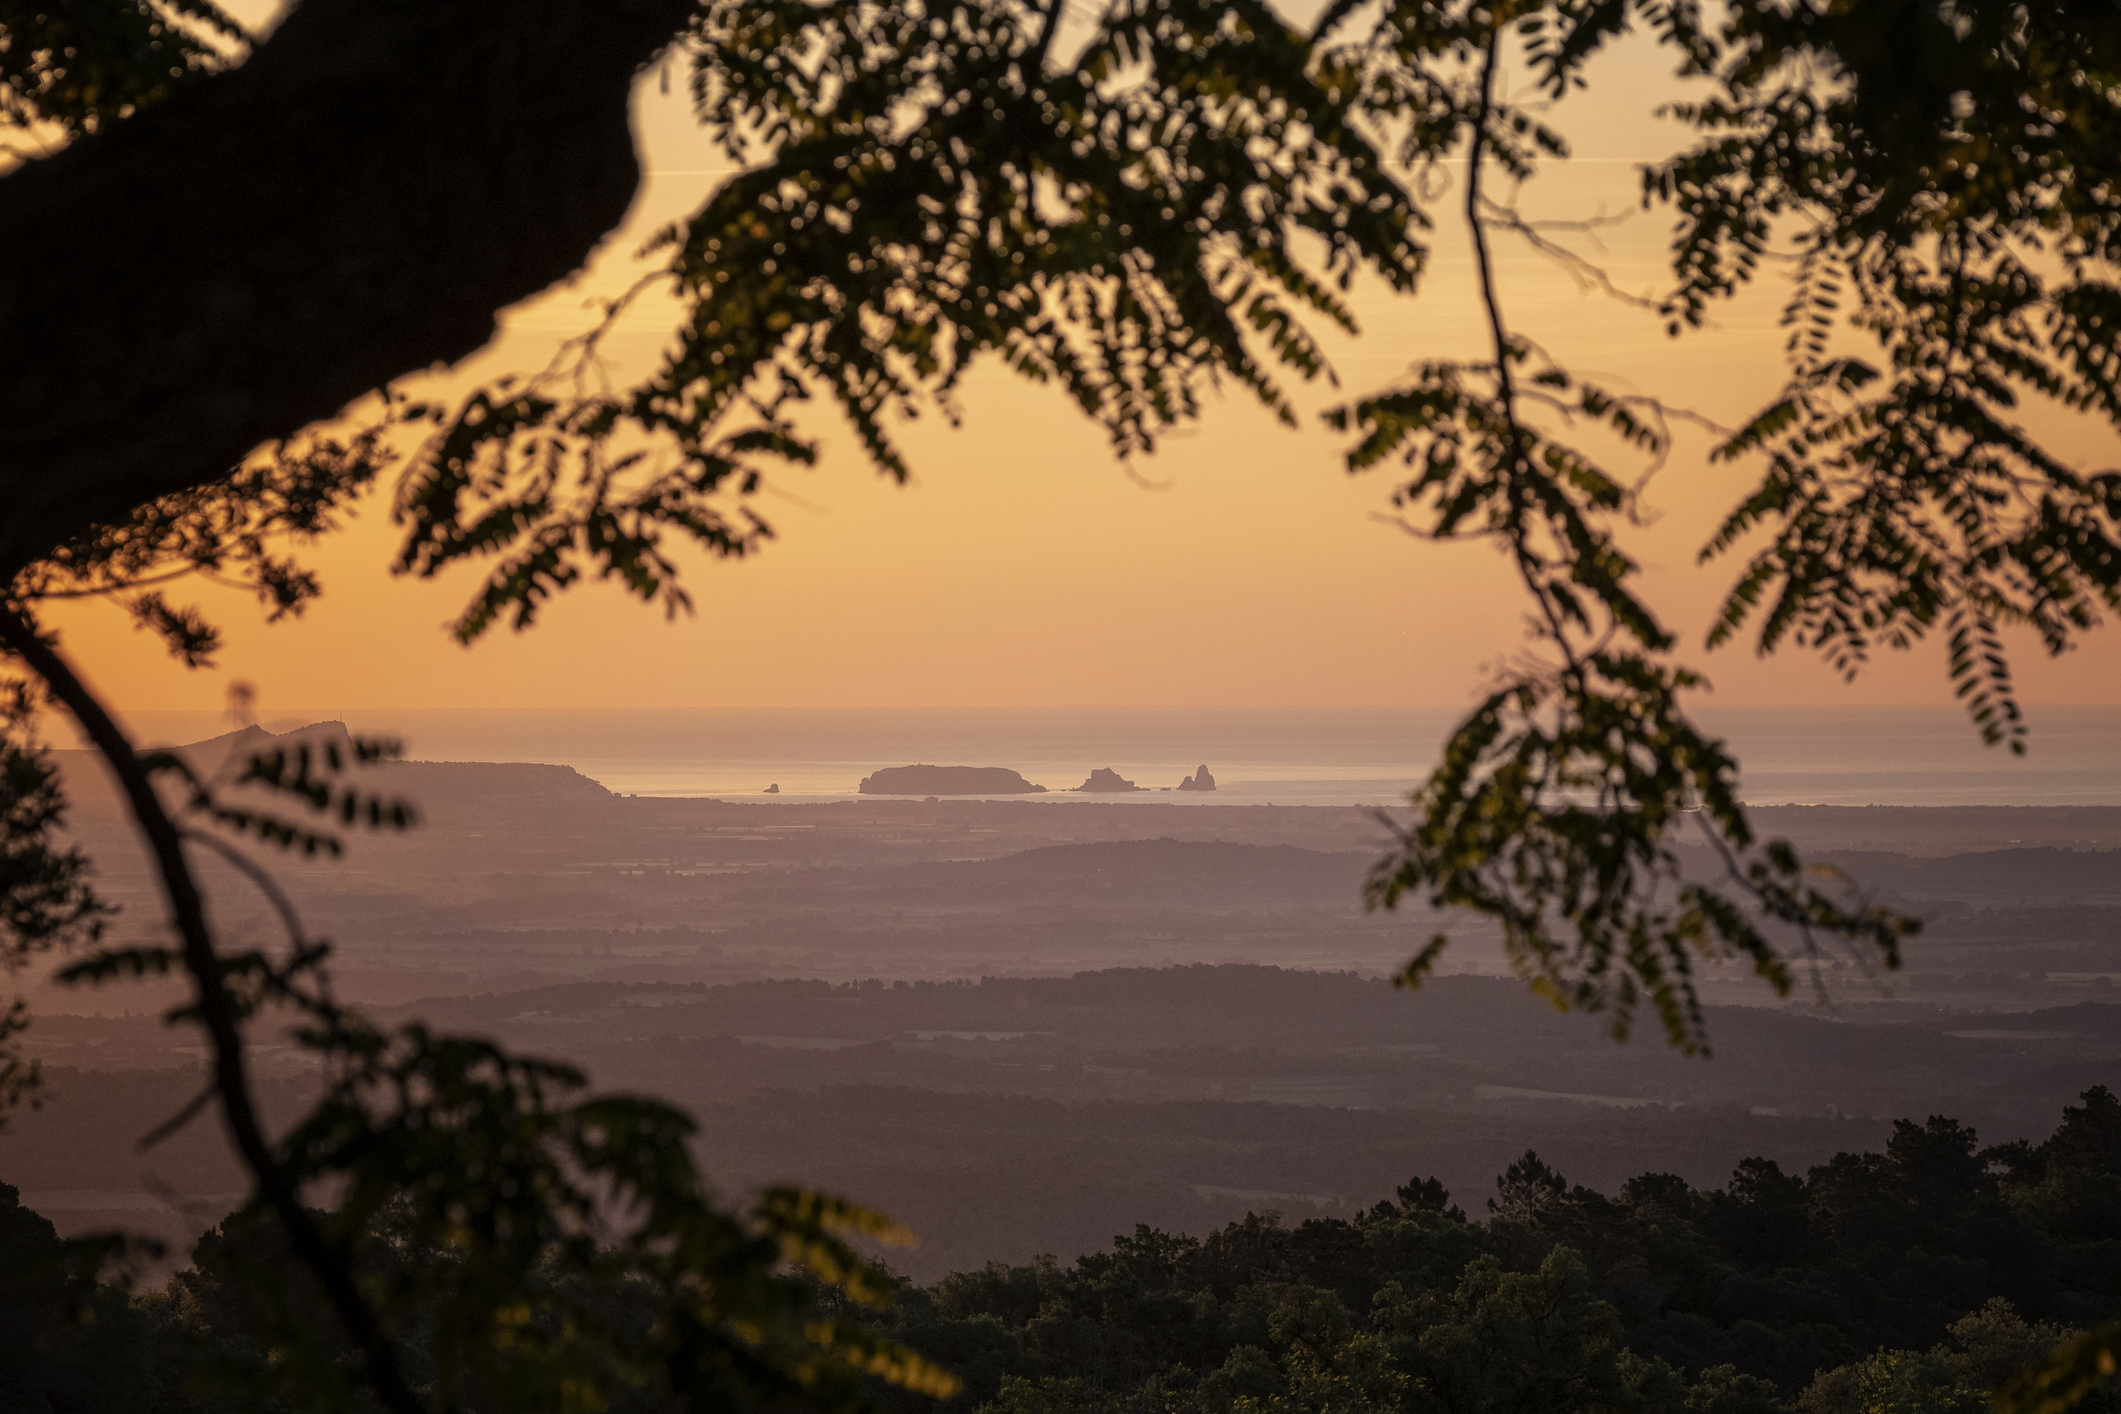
[0,0,695,578]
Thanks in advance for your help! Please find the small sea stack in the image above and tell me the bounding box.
[1177,764,1217,792]
[1074,768,1143,792]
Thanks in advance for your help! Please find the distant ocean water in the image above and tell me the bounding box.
[104,705,2121,808]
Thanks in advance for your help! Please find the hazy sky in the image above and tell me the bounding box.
[42,17,2121,715]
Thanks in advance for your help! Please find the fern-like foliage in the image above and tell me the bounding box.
[388,0,1426,642]
[221,1020,957,1412]
[1330,334,1914,1050]
[11,420,394,664]
[45,735,954,1414]
[0,681,105,963]
[137,731,417,859]
[0,678,108,1123]
[1317,0,1931,1051]
[1655,0,2121,751]
[133,999,957,1411]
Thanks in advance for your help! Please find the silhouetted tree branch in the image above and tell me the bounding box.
[0,0,691,578]
[0,608,425,1414]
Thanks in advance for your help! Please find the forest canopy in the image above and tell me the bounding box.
[5,1089,2119,1414]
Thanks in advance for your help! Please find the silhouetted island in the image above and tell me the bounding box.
[1074,768,1143,792]
[763,783,779,794]
[857,764,1046,795]
[1177,763,1217,791]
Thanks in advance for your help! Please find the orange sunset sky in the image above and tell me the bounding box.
[39,15,2121,717]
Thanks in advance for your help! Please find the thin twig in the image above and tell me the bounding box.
[1463,26,1583,678]
[17,566,203,600]
[1369,510,1446,540]
[137,1083,218,1152]
[1477,195,1663,311]
[182,827,348,1030]
[183,829,318,957]
[1499,208,1637,235]
[1465,34,1515,437]
[1687,811,1908,1007]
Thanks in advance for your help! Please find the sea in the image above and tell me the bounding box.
[104,704,2121,808]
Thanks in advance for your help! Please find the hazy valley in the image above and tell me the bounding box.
[8,723,2117,1283]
